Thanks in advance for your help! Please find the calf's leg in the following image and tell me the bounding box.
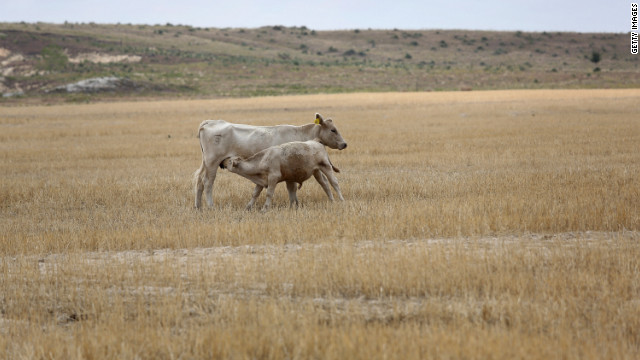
[246,185,263,210]
[261,176,280,212]
[286,181,299,208]
[320,165,344,201]
[313,169,334,201]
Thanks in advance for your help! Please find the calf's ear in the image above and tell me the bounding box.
[315,113,324,125]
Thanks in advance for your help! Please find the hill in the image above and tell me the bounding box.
[0,22,637,102]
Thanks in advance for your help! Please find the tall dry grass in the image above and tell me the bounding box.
[1,89,640,358]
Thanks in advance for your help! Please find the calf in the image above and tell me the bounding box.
[220,140,344,211]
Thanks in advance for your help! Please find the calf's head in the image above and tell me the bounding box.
[219,157,239,171]
[315,113,347,150]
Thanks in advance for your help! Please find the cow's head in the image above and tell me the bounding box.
[315,113,347,150]
[219,157,239,170]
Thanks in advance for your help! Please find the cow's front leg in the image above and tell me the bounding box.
[246,185,263,210]
[286,181,299,208]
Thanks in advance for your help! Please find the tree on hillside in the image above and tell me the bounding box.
[589,51,601,72]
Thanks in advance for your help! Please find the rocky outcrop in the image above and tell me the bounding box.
[49,77,137,93]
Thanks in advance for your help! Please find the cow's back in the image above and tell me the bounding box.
[199,120,279,160]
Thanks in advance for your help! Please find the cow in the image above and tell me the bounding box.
[219,140,344,211]
[194,113,347,209]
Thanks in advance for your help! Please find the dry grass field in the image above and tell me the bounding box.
[1,89,640,358]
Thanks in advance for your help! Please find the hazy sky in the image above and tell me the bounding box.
[0,0,630,33]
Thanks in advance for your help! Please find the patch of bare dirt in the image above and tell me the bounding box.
[31,231,638,276]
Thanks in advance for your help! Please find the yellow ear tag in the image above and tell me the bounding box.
[314,118,321,125]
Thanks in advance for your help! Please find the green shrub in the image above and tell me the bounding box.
[39,45,68,71]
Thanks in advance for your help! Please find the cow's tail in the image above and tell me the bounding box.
[329,158,340,173]
[193,122,208,200]
[193,160,207,190]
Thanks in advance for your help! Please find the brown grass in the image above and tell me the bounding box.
[1,89,640,358]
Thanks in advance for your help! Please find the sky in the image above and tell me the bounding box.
[0,0,631,33]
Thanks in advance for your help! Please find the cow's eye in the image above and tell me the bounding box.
[331,129,337,133]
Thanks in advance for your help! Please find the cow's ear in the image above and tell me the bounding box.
[315,113,324,125]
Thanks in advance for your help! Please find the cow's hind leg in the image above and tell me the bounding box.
[313,169,334,201]
[203,164,218,208]
[286,181,299,208]
[320,165,344,201]
[246,185,263,210]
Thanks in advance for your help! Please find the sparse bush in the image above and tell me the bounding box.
[39,44,68,71]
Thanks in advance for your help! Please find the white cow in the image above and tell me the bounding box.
[194,113,347,209]
[219,140,344,211]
